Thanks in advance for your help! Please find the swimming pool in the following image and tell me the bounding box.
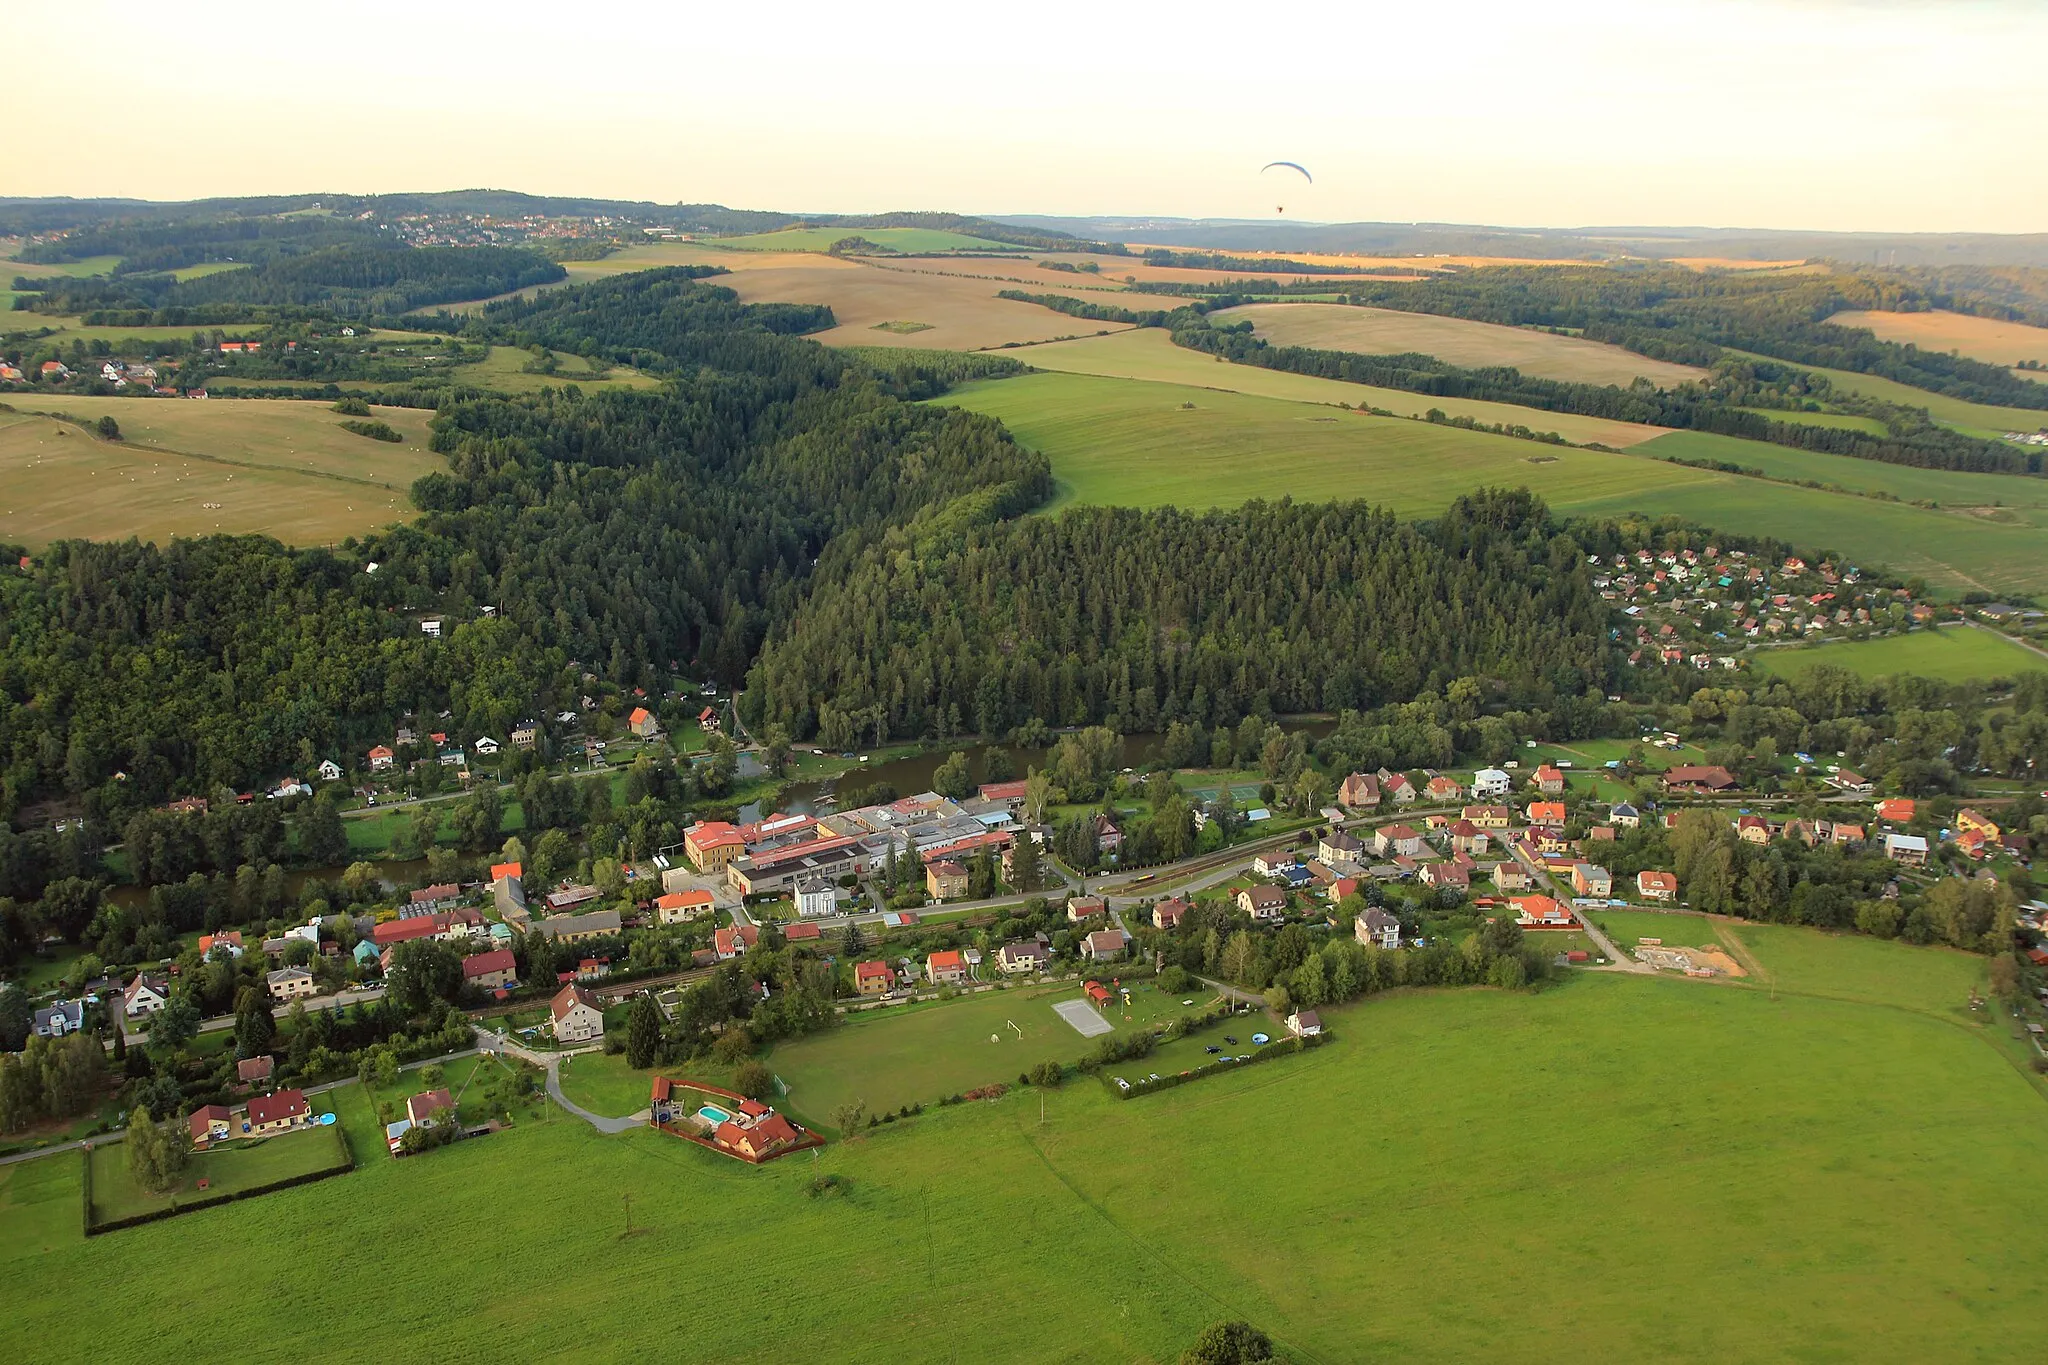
[697,1104,733,1125]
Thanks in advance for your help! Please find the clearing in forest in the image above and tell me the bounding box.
[1831,308,2048,379]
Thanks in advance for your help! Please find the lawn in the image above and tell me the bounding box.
[1725,921,1988,1020]
[1591,908,1723,950]
[761,979,1223,1124]
[0,398,439,547]
[1751,626,2046,682]
[1216,301,1705,388]
[555,1050,670,1120]
[943,370,1704,514]
[711,227,1025,254]
[448,344,662,393]
[85,1101,351,1226]
[1010,327,1671,447]
[7,967,2048,1361]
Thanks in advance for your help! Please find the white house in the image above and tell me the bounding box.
[122,975,169,1016]
[1471,768,1512,799]
[1251,851,1298,879]
[1355,908,1401,950]
[34,1001,86,1037]
[474,737,501,757]
[316,759,343,783]
[794,877,836,920]
[1286,1010,1323,1037]
[550,984,605,1043]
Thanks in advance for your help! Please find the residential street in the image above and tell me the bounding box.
[475,1028,641,1133]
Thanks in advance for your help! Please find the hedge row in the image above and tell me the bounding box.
[1105,1031,1328,1099]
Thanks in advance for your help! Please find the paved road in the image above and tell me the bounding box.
[1569,908,1647,972]
[476,1029,641,1134]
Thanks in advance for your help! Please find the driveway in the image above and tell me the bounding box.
[476,1028,643,1134]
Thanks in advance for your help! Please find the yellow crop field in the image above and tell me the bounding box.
[1831,309,2048,380]
[0,397,438,547]
[1017,328,1672,447]
[1216,302,1706,388]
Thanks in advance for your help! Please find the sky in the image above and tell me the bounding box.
[5,0,2043,234]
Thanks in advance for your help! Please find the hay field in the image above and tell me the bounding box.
[1015,328,1671,447]
[1641,429,2048,515]
[1124,244,1589,271]
[1751,626,2046,683]
[944,370,1705,513]
[1831,308,2048,380]
[1217,301,1706,387]
[0,397,437,546]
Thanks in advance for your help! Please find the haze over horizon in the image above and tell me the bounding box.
[7,0,2043,236]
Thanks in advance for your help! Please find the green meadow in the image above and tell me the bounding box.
[1752,626,2046,682]
[6,956,2048,1362]
[1642,429,2048,517]
[449,344,662,393]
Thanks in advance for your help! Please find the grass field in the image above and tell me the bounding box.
[1726,921,1988,1018]
[6,961,2048,1362]
[1733,405,1890,436]
[1640,429,2048,515]
[449,345,662,393]
[86,1106,351,1225]
[2,254,124,280]
[168,261,251,282]
[1832,308,2048,378]
[1591,909,1722,950]
[711,227,1025,254]
[0,397,437,547]
[1216,302,1706,387]
[1735,351,2048,436]
[1751,625,2046,682]
[944,370,1700,513]
[1012,328,1671,447]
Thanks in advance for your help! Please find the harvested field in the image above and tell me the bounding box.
[719,260,1136,351]
[1830,309,2048,380]
[1014,328,1672,447]
[1217,301,1705,387]
[0,397,437,546]
[711,227,1025,253]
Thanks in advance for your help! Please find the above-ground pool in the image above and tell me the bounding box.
[697,1104,733,1125]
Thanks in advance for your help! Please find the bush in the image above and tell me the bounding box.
[332,396,371,416]
[339,419,403,443]
[94,415,120,440]
[733,1059,774,1101]
[1157,965,1192,993]
[1181,1320,1273,1364]
[1028,1060,1064,1088]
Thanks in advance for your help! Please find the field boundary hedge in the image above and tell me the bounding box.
[1102,1031,1328,1098]
[84,1124,355,1236]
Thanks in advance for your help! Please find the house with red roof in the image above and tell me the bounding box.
[713,924,760,960]
[1511,895,1574,929]
[550,983,605,1043]
[628,706,658,738]
[489,860,522,885]
[978,780,1030,803]
[189,1104,233,1146]
[1637,870,1678,901]
[684,820,746,871]
[246,1088,311,1134]
[854,960,895,995]
[698,706,720,732]
[926,949,969,984]
[783,921,822,942]
[1152,897,1190,930]
[1338,772,1380,810]
[368,744,395,772]
[655,889,715,925]
[1875,797,1916,824]
[1525,801,1567,829]
[1530,765,1566,795]
[462,948,517,990]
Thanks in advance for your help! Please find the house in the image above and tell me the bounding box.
[315,758,343,783]
[1326,876,1360,905]
[1570,864,1613,897]
[698,706,721,732]
[1251,851,1298,879]
[1610,801,1641,829]
[122,973,169,1016]
[718,1112,806,1161]
[198,930,245,958]
[794,878,836,919]
[1831,823,1867,846]
[713,924,760,960]
[1828,769,1874,796]
[1471,768,1512,799]
[1286,1010,1323,1038]
[1423,775,1463,804]
[576,957,610,981]
[1446,820,1491,856]
[462,948,518,990]
[978,780,1030,803]
[247,1089,312,1134]
[1318,830,1363,865]
[1488,862,1532,891]
[530,909,621,945]
[550,984,605,1042]
[1954,829,1990,859]
[489,860,522,887]
[1355,908,1401,950]
[1152,897,1190,930]
[1379,771,1416,804]
[1066,895,1107,923]
[1421,860,1470,891]
[999,939,1050,974]
[189,1105,234,1147]
[33,1001,86,1038]
[237,1055,275,1087]
[628,706,659,739]
[1662,765,1737,793]
[1736,815,1772,845]
[1531,764,1566,795]
[926,859,970,902]
[494,875,529,924]
[1462,804,1514,830]
[1338,772,1380,810]
[1525,801,1567,829]
[368,744,396,772]
[1884,833,1929,866]
[267,966,317,1002]
[1374,824,1423,858]
[1957,808,2002,840]
[1874,798,1916,824]
[1512,895,1575,929]
[1091,812,1124,854]
[685,820,747,870]
[353,939,381,969]
[1239,886,1288,921]
[1637,870,1678,901]
[473,737,501,757]
[1081,928,1130,962]
[511,721,540,751]
[854,960,896,995]
[783,922,822,944]
[926,950,970,985]
[408,883,461,916]
[656,889,716,925]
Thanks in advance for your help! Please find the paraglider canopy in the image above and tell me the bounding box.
[1261,161,1312,214]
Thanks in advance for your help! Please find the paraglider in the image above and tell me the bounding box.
[1261,161,1312,214]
